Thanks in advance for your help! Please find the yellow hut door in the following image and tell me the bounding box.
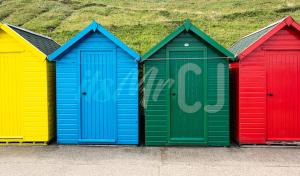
[0,53,23,140]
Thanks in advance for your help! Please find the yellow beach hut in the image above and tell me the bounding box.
[0,23,59,145]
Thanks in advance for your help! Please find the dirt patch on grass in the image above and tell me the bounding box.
[275,5,300,13]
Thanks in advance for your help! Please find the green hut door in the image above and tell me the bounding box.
[168,47,207,144]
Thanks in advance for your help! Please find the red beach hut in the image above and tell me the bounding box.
[230,16,300,145]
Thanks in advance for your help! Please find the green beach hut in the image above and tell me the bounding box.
[141,19,234,146]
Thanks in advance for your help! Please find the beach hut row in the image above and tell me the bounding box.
[0,16,299,146]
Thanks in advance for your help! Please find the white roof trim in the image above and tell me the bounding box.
[6,23,59,45]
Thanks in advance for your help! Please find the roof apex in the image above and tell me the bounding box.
[183,19,192,31]
[0,22,60,56]
[91,20,98,31]
[285,16,294,26]
[230,16,300,59]
[142,19,234,61]
[48,20,140,61]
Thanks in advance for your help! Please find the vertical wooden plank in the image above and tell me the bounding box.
[112,49,117,140]
[103,51,107,139]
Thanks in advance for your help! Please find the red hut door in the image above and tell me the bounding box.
[267,51,300,141]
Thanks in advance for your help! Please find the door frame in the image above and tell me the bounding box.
[265,49,300,142]
[265,50,271,142]
[78,48,117,143]
[0,52,24,140]
[166,47,208,145]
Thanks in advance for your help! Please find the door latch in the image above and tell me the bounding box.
[267,93,273,96]
[82,92,87,96]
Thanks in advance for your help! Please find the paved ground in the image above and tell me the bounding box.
[1,145,300,176]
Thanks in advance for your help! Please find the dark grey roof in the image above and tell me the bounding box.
[229,17,286,57]
[7,24,60,56]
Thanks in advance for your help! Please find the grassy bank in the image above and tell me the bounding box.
[0,0,299,53]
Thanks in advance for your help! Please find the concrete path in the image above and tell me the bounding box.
[0,145,300,176]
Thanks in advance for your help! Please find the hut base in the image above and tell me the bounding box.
[0,140,50,146]
[239,141,300,147]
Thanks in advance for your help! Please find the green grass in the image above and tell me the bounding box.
[1,0,300,54]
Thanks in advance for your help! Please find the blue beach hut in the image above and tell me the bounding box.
[48,21,140,144]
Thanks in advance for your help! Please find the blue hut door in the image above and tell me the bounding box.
[80,50,117,143]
